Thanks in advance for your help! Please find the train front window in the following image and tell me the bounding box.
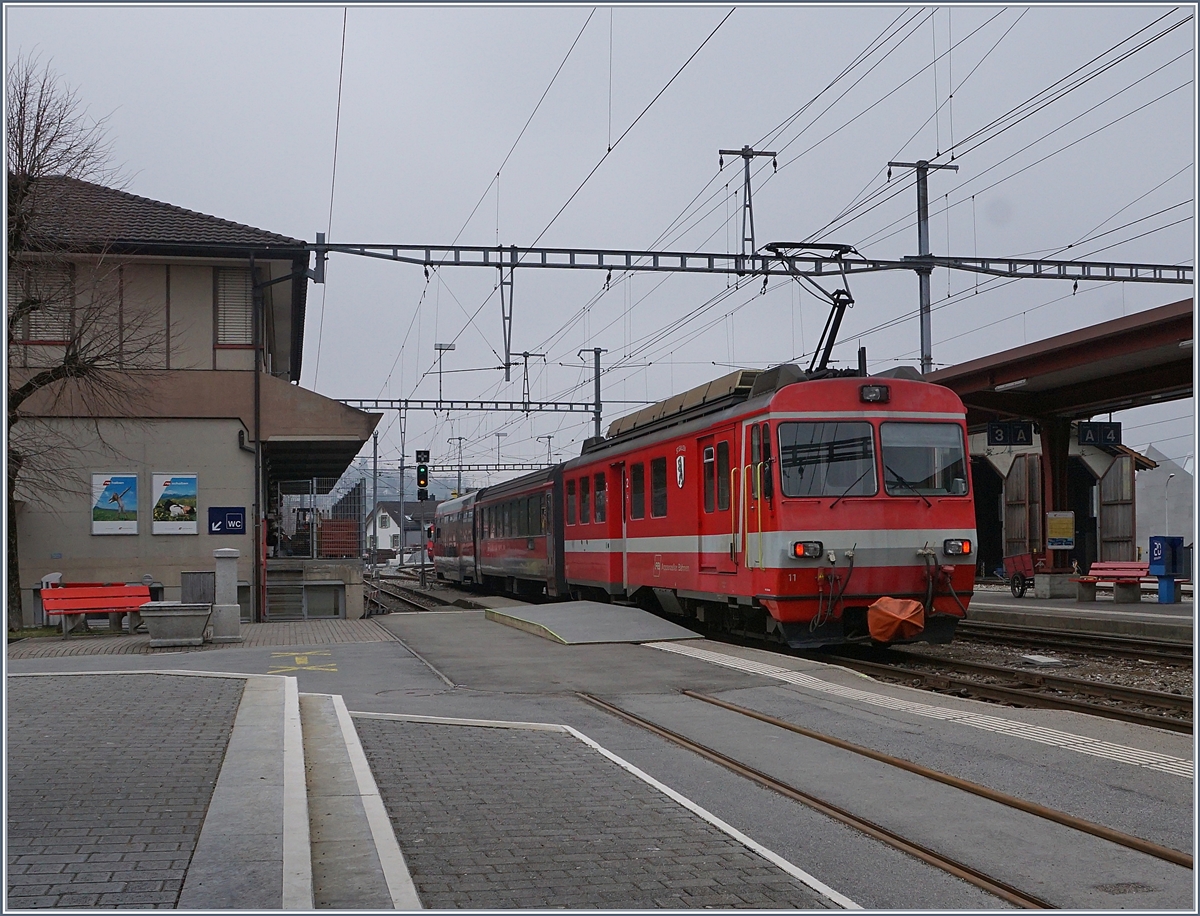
[881,422,968,496]
[777,421,877,498]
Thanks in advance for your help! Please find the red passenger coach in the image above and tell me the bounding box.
[435,363,977,648]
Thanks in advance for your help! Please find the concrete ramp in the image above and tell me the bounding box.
[485,601,699,644]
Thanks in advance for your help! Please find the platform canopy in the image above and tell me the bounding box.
[926,298,1193,428]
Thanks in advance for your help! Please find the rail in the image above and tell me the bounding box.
[578,693,1055,908]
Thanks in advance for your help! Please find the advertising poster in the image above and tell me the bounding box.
[91,474,139,534]
[1046,511,1076,549]
[152,473,198,535]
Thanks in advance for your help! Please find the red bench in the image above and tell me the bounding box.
[1072,562,1149,603]
[41,585,152,635]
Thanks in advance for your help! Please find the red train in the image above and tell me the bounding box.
[434,363,976,647]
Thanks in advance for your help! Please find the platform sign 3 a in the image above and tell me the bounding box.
[987,421,1033,447]
[208,506,246,535]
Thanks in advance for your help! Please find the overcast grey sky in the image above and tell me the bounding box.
[6,3,1195,483]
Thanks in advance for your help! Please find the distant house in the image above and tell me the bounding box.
[10,177,380,621]
[365,499,440,554]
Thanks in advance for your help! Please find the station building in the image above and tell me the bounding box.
[9,177,380,624]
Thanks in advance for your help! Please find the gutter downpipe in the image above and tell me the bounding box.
[251,254,264,622]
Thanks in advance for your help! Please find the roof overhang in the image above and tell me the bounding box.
[926,298,1193,428]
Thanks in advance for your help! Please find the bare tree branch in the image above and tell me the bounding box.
[6,54,149,630]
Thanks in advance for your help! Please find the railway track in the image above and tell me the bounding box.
[955,620,1192,664]
[366,579,456,614]
[814,650,1192,734]
[579,691,1190,909]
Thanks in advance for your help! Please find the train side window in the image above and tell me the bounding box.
[650,457,668,517]
[631,464,645,519]
[525,498,535,536]
[761,423,774,499]
[541,493,549,535]
[751,426,761,499]
[566,480,576,525]
[580,475,591,524]
[717,442,731,510]
[702,447,715,513]
[594,473,606,523]
[515,500,526,538]
[502,503,511,538]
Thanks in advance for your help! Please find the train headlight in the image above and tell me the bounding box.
[792,541,823,559]
[943,538,972,556]
[860,384,890,403]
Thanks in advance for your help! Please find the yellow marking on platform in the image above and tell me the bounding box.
[269,650,336,673]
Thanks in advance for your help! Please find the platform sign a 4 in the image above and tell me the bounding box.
[1078,421,1121,446]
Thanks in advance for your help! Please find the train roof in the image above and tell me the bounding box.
[568,363,952,464]
[473,463,560,504]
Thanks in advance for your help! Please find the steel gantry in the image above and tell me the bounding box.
[315,238,1191,378]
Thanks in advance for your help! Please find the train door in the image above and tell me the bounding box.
[743,420,773,570]
[615,461,628,592]
[698,429,737,573]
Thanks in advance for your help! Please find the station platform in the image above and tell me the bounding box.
[483,600,698,644]
[965,585,1193,642]
[6,605,1194,909]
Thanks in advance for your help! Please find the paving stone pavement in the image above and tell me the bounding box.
[355,718,836,909]
[6,619,397,659]
[6,674,244,909]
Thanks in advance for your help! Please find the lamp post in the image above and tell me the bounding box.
[1165,472,1176,537]
[494,431,507,463]
[448,436,465,496]
[434,342,455,401]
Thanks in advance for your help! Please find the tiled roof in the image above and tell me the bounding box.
[16,175,306,252]
[374,500,440,525]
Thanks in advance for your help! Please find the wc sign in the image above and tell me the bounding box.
[208,507,246,535]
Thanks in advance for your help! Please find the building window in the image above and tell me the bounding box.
[216,267,254,345]
[391,534,400,549]
[650,457,668,518]
[631,464,645,519]
[379,513,390,529]
[8,262,73,342]
[580,476,591,524]
[566,480,576,525]
[594,473,606,523]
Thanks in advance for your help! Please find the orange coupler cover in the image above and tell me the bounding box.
[867,597,925,642]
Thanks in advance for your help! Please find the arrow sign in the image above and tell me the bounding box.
[209,506,246,535]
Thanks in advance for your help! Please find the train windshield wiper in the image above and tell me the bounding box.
[885,464,932,507]
[829,466,872,509]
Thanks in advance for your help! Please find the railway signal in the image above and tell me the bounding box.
[416,450,429,500]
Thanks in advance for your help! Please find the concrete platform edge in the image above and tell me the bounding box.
[328,694,423,909]
[281,677,314,910]
[484,607,566,643]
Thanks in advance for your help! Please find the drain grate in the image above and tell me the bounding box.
[1095,883,1156,895]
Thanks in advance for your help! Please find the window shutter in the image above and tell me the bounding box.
[217,268,254,344]
[10,264,73,341]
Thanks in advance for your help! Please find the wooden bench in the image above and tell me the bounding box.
[41,585,152,635]
[1072,562,1149,603]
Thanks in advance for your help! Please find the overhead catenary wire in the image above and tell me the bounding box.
[311,7,349,389]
